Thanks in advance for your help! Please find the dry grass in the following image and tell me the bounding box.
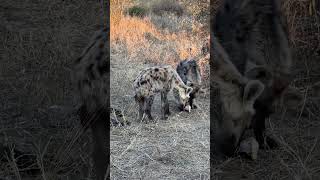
[151,0,185,17]
[111,0,209,82]
[110,56,210,179]
[1,0,104,179]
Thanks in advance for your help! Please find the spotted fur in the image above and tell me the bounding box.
[133,65,193,121]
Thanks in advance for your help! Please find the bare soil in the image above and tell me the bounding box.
[110,55,210,179]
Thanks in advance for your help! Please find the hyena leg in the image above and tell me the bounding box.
[135,95,145,121]
[161,91,170,119]
[145,96,154,121]
[91,108,110,180]
[253,105,278,149]
[189,94,198,109]
[79,105,109,180]
[138,100,145,121]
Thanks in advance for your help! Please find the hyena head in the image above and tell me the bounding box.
[211,35,266,156]
[173,74,193,112]
[176,86,193,112]
[176,59,202,94]
[211,0,304,156]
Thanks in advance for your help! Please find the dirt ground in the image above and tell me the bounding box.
[110,54,210,179]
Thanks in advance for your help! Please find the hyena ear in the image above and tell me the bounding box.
[243,80,264,109]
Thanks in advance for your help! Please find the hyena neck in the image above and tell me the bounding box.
[74,28,108,113]
[170,67,189,91]
[76,29,106,65]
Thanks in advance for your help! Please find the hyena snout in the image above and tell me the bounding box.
[214,80,265,157]
[180,96,191,112]
[181,87,193,112]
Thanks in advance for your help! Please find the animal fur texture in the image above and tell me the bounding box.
[133,65,193,121]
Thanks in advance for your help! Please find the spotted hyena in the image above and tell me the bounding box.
[174,59,202,111]
[211,0,303,157]
[73,28,109,180]
[133,65,193,121]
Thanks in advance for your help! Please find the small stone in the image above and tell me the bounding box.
[239,137,259,160]
[184,105,191,112]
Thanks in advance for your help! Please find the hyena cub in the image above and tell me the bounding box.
[174,59,202,111]
[133,65,193,121]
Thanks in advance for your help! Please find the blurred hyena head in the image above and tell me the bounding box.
[176,85,193,111]
[211,35,265,155]
[211,0,303,157]
[177,59,201,92]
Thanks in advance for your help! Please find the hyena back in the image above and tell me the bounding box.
[174,59,202,110]
[133,65,193,121]
[211,0,302,157]
[73,28,109,180]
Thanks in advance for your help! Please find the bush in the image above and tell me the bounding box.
[151,0,184,17]
[127,6,147,18]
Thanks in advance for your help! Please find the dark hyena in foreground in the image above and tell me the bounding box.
[73,28,109,180]
[174,59,202,111]
[211,0,303,157]
[133,65,193,121]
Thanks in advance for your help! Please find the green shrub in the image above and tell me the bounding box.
[127,6,147,18]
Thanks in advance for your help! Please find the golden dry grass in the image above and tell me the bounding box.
[111,0,209,82]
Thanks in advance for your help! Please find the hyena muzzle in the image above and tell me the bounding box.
[211,0,303,157]
[133,65,193,121]
[174,59,202,111]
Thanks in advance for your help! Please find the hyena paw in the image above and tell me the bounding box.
[144,118,154,124]
[162,114,169,120]
[178,105,184,112]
